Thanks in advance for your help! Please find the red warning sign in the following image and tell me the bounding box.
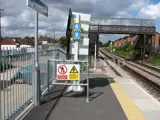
[57,75,68,80]
[57,64,68,80]
[58,65,67,74]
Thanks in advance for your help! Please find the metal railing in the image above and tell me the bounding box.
[90,17,156,27]
[0,46,66,120]
[47,59,89,102]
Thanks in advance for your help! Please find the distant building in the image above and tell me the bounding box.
[153,32,160,50]
[0,37,41,50]
[0,37,17,50]
[113,34,142,48]
[38,36,57,45]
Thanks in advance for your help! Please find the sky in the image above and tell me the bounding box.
[1,0,160,43]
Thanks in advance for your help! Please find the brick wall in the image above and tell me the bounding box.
[154,32,160,49]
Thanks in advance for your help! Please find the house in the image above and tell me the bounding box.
[16,39,32,48]
[0,37,42,50]
[38,36,57,45]
[113,40,119,47]
[113,35,136,47]
[0,37,17,50]
[153,32,160,50]
[127,35,136,45]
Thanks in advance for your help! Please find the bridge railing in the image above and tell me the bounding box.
[90,18,156,27]
[0,46,66,120]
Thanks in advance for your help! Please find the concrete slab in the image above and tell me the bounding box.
[23,74,128,120]
[114,77,160,120]
[133,99,160,111]
[143,111,160,120]
[121,83,149,99]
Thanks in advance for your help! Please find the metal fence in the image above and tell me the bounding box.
[0,46,66,120]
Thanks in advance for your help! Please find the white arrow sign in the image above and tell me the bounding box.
[27,0,48,17]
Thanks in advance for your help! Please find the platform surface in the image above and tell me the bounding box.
[23,74,145,120]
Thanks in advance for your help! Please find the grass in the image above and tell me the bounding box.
[151,57,160,66]
[113,44,134,59]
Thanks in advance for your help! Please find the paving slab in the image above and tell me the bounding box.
[23,74,127,120]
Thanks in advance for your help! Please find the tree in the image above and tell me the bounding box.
[0,37,3,41]
[58,36,68,48]
[99,41,103,47]
[103,40,111,47]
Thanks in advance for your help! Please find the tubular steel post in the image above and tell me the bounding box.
[86,58,89,103]
[94,40,96,70]
[33,11,41,106]
[143,35,146,61]
[47,60,50,100]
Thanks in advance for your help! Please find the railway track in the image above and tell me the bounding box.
[99,49,160,91]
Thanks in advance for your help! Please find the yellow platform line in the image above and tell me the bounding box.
[109,79,146,120]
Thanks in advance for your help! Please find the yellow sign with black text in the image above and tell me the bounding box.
[69,66,79,80]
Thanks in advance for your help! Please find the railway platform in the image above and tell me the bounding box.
[23,73,148,120]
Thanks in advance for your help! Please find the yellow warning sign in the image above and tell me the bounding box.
[70,66,78,73]
[69,73,79,80]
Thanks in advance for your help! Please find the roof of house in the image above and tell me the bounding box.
[25,39,34,46]
[155,31,160,35]
[0,38,16,45]
[16,39,30,45]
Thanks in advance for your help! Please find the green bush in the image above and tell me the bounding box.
[114,43,134,58]
[151,57,160,66]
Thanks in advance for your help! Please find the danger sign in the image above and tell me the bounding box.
[70,66,78,73]
[57,64,80,80]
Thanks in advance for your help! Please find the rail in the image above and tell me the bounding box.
[99,49,160,89]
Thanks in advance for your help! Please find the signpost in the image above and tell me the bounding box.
[57,64,80,81]
[26,0,48,106]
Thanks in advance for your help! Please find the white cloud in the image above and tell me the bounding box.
[129,0,148,11]
[138,2,160,19]
[0,0,151,41]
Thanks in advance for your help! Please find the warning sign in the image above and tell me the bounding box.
[57,64,80,80]
[57,64,68,80]
[70,66,78,73]
[58,65,67,74]
[69,65,80,80]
